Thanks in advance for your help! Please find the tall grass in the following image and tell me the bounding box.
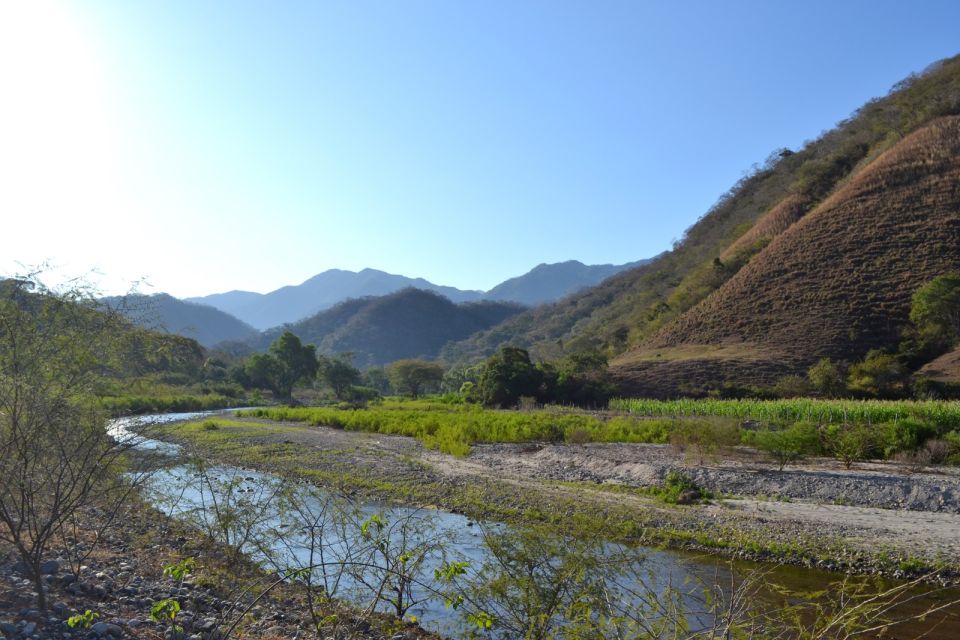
[238,407,677,456]
[609,398,960,429]
[100,394,245,416]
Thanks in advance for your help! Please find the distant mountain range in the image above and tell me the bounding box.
[102,293,257,348]
[238,288,525,367]
[187,260,650,331]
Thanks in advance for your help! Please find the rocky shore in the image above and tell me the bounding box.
[0,505,434,640]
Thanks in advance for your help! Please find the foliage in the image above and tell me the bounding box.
[478,347,546,408]
[772,374,813,398]
[668,418,740,465]
[270,331,319,397]
[807,358,846,398]
[551,350,617,407]
[610,397,960,429]
[910,273,960,350]
[237,406,680,456]
[316,353,362,400]
[66,610,98,630]
[750,422,821,470]
[386,359,445,399]
[847,349,910,397]
[0,278,149,610]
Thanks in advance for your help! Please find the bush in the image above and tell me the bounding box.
[669,419,740,465]
[751,422,820,470]
[826,424,878,468]
[657,471,709,504]
[773,375,813,399]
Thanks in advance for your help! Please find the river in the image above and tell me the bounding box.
[115,411,960,638]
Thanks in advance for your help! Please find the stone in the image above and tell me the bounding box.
[91,622,123,637]
[39,560,60,575]
[0,622,16,636]
[22,622,37,635]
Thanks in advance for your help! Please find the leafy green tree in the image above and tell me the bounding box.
[772,375,812,398]
[244,353,286,396]
[387,359,445,398]
[910,274,960,350]
[553,351,616,407]
[269,331,318,397]
[753,423,820,471]
[317,353,362,400]
[807,358,846,397]
[847,349,908,398]
[477,347,545,408]
[363,365,391,394]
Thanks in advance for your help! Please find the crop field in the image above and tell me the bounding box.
[609,397,960,429]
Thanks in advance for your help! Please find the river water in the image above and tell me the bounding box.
[116,411,960,638]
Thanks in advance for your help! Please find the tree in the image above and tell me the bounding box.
[244,352,285,396]
[553,351,616,407]
[317,353,362,400]
[848,349,909,398]
[477,347,544,408]
[807,358,846,398]
[0,278,144,610]
[910,274,960,350]
[387,359,445,399]
[269,331,318,398]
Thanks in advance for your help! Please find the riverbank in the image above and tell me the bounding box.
[0,499,436,639]
[156,415,960,583]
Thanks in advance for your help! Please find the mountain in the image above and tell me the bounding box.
[612,115,960,396]
[103,293,257,348]
[484,259,653,306]
[189,261,643,331]
[248,288,525,367]
[188,268,485,331]
[443,54,960,384]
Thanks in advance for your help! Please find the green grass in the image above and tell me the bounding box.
[610,398,960,429]
[237,406,680,456]
[99,393,247,416]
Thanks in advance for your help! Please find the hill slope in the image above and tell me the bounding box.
[104,293,257,348]
[611,116,960,395]
[190,261,646,330]
[485,259,652,305]
[189,269,486,330]
[444,55,960,367]
[253,288,525,367]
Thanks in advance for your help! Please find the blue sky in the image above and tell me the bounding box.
[2,1,959,297]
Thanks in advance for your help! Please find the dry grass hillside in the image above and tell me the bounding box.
[444,55,960,368]
[918,347,960,384]
[611,117,960,396]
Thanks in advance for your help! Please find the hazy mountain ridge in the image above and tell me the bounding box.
[189,261,642,330]
[249,288,525,367]
[484,259,652,305]
[102,293,258,348]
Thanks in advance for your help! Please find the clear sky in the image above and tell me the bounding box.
[2,1,959,297]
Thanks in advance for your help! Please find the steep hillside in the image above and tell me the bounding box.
[444,55,960,366]
[485,259,652,305]
[103,293,257,348]
[189,269,485,330]
[612,116,960,396]
[190,261,648,330]
[917,347,960,385]
[253,289,525,367]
